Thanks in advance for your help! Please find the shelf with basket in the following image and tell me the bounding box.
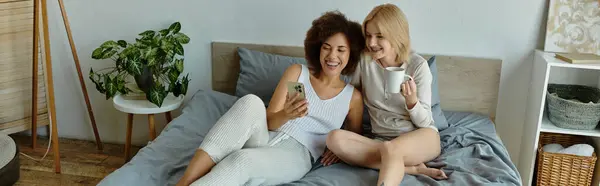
[519,50,600,186]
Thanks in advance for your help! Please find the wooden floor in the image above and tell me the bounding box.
[10,134,141,186]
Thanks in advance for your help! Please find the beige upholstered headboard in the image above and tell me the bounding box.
[211,41,502,119]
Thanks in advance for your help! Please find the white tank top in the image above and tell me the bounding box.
[277,64,355,161]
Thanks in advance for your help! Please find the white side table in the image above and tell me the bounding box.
[113,93,184,161]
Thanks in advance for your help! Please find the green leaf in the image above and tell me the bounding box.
[121,46,140,62]
[92,47,117,60]
[127,59,143,76]
[120,46,133,58]
[134,38,148,48]
[115,57,125,71]
[95,82,105,94]
[117,40,127,47]
[152,36,161,47]
[159,29,170,36]
[88,69,106,94]
[169,22,181,34]
[96,82,106,94]
[144,47,158,59]
[165,51,175,64]
[139,30,155,38]
[161,39,173,51]
[175,59,184,73]
[89,69,95,80]
[120,58,130,71]
[115,75,130,94]
[147,58,157,66]
[146,49,161,66]
[174,42,184,55]
[172,81,182,97]
[104,75,117,99]
[168,67,180,83]
[181,74,190,95]
[101,40,119,48]
[118,48,129,59]
[91,48,104,59]
[173,33,190,44]
[147,84,167,107]
[136,37,154,48]
[102,49,117,59]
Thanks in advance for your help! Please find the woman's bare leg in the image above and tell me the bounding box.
[378,141,404,186]
[377,128,445,185]
[326,129,382,168]
[176,150,215,186]
[326,129,445,179]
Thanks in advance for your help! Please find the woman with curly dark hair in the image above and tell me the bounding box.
[176,11,365,186]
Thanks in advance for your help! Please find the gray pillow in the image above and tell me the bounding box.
[235,47,307,106]
[427,56,449,130]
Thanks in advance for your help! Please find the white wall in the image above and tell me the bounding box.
[36,0,547,168]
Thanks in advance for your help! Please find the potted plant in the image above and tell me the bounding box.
[89,22,190,107]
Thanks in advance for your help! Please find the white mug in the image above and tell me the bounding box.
[385,67,413,93]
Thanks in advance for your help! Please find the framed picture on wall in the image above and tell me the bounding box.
[544,0,600,55]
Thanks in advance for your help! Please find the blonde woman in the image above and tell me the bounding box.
[325,4,447,186]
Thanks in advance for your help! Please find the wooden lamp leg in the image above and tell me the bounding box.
[58,0,103,151]
[40,0,61,173]
[31,0,40,149]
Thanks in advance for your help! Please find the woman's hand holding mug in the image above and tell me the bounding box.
[401,78,418,109]
[384,66,417,108]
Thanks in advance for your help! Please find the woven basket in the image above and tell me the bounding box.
[536,133,597,186]
[546,84,600,130]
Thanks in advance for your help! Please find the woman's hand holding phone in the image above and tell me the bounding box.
[283,93,308,120]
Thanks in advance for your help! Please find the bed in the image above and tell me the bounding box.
[98,42,522,186]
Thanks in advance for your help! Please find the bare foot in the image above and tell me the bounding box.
[416,164,448,180]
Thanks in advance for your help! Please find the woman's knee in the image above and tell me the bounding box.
[237,94,265,108]
[326,129,349,152]
[378,141,404,158]
[230,94,267,121]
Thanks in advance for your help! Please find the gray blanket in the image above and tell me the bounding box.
[98,90,521,186]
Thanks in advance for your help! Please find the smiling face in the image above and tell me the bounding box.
[365,21,397,64]
[319,32,350,77]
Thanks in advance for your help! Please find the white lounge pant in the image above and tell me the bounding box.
[192,94,313,186]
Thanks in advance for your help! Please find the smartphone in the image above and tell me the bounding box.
[287,81,306,100]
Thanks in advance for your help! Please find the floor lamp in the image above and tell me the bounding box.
[32,0,61,173]
[31,0,104,153]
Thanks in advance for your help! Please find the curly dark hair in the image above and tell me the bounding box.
[304,11,365,75]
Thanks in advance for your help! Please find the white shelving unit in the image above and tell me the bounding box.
[519,50,600,186]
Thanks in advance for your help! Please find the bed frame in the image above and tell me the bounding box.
[210,41,502,120]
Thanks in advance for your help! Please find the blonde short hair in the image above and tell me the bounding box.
[363,4,411,63]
